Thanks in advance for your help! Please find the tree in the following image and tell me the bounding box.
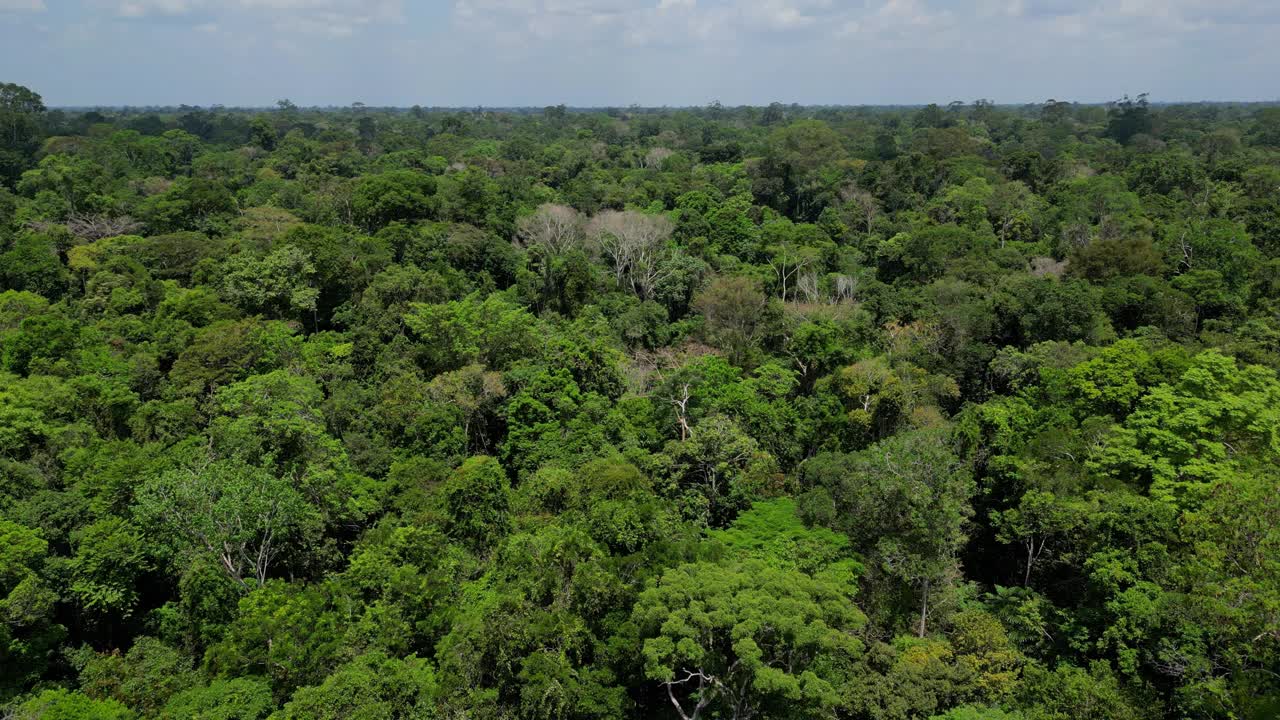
[1168,469,1280,718]
[427,364,507,453]
[750,120,845,219]
[1093,350,1280,509]
[217,245,320,321]
[75,637,196,716]
[159,677,274,720]
[276,651,436,720]
[669,414,777,527]
[403,292,541,375]
[0,82,45,185]
[205,581,345,696]
[992,491,1084,586]
[1017,662,1149,720]
[10,689,136,720]
[352,171,439,230]
[766,239,822,301]
[0,520,64,699]
[442,455,511,552]
[829,356,959,442]
[694,276,774,366]
[1104,94,1152,145]
[799,429,974,636]
[516,203,585,257]
[433,522,628,718]
[136,457,321,589]
[249,116,277,150]
[588,209,675,300]
[932,707,1025,720]
[517,204,588,309]
[634,558,864,720]
[0,233,69,299]
[69,517,152,620]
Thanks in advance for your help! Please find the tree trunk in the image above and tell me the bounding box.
[917,579,929,638]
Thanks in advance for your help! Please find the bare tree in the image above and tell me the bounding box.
[28,214,143,242]
[68,214,143,241]
[796,272,822,304]
[516,203,584,257]
[516,204,587,310]
[840,185,880,234]
[833,273,860,303]
[663,670,717,720]
[588,209,675,300]
[670,383,693,442]
[766,242,820,301]
[643,146,674,169]
[1030,256,1067,278]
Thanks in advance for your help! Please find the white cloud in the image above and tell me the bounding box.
[0,0,46,10]
[453,0,871,51]
[117,0,196,16]
[8,0,1276,106]
[739,0,834,31]
[113,0,403,35]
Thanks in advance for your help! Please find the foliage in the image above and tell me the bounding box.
[0,85,1276,719]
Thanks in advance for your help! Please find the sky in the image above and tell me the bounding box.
[1,0,1277,107]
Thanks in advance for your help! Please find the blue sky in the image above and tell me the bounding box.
[1,0,1277,107]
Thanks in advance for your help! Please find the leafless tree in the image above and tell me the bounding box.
[833,273,860,303]
[67,213,143,241]
[796,272,822,304]
[766,242,819,300]
[670,383,693,442]
[588,209,675,300]
[516,203,585,256]
[1030,256,1067,278]
[28,214,143,242]
[664,669,718,720]
[643,146,674,169]
[840,184,880,234]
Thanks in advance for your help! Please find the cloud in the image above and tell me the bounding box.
[117,0,196,16]
[5,0,1277,105]
[738,0,839,32]
[112,0,403,35]
[1000,0,1280,33]
[0,0,46,10]
[452,0,919,52]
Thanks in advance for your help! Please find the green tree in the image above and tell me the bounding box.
[69,517,153,620]
[218,245,320,321]
[668,414,778,527]
[0,82,45,185]
[353,171,439,231]
[800,429,974,635]
[694,276,775,366]
[276,651,436,720]
[0,520,64,699]
[1104,94,1153,145]
[76,636,196,716]
[159,677,274,720]
[10,689,136,720]
[136,457,321,588]
[442,456,511,552]
[1093,350,1280,508]
[634,558,864,720]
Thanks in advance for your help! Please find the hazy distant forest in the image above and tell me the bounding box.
[0,82,1278,719]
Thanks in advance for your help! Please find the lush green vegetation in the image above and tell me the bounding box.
[1,84,1278,719]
